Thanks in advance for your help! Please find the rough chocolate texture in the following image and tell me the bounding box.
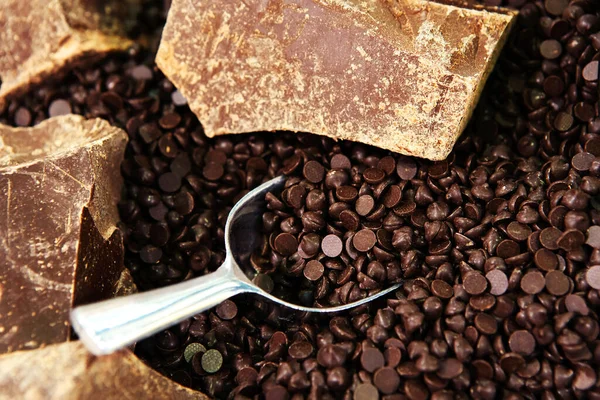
[156,0,515,160]
[0,116,128,354]
[0,342,205,400]
[0,0,138,105]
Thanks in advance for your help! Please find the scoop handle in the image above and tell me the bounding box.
[71,261,247,355]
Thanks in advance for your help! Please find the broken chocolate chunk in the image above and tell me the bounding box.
[0,116,128,354]
[0,342,205,399]
[157,0,515,160]
[0,0,139,104]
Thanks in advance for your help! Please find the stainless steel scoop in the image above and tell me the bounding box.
[71,175,402,355]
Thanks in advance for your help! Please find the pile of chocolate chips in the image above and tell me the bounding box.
[250,153,413,307]
[2,0,600,398]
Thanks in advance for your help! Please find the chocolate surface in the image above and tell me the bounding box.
[156,0,515,160]
[0,116,127,354]
[1,0,599,397]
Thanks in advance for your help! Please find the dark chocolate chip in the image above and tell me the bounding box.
[353,229,377,252]
[322,235,343,258]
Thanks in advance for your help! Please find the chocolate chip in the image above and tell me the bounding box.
[330,154,351,170]
[304,260,324,281]
[585,265,600,289]
[486,269,508,296]
[544,0,568,15]
[586,226,600,248]
[506,221,532,241]
[303,160,325,183]
[317,344,347,368]
[582,60,599,81]
[545,270,570,296]
[540,227,562,250]
[463,272,487,295]
[543,75,564,96]
[500,353,525,374]
[382,185,402,208]
[274,233,298,256]
[363,168,385,184]
[201,349,223,373]
[474,313,497,335]
[573,365,597,391]
[534,248,558,271]
[565,294,589,315]
[336,185,358,202]
[236,367,258,385]
[353,229,376,252]
[355,195,375,216]
[254,274,274,293]
[321,234,343,258]
[360,347,385,372]
[437,358,463,379]
[171,153,191,177]
[215,299,238,320]
[140,245,162,264]
[265,385,289,400]
[396,157,417,180]
[201,162,223,181]
[204,150,227,165]
[373,367,400,394]
[14,106,32,126]
[48,99,72,117]
[540,39,562,59]
[159,112,182,129]
[557,229,585,251]
[521,271,546,294]
[509,330,536,355]
[131,64,153,80]
[339,209,360,231]
[287,185,307,209]
[554,112,574,131]
[171,90,187,106]
[282,155,302,175]
[288,341,313,359]
[572,152,595,172]
[173,191,194,215]
[184,342,207,363]
[470,294,496,311]
[496,239,520,259]
[354,383,379,400]
[377,156,396,176]
[431,279,453,299]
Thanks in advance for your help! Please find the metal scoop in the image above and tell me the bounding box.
[71,175,402,355]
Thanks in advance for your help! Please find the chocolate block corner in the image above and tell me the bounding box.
[0,115,128,354]
[156,0,515,160]
[0,0,139,104]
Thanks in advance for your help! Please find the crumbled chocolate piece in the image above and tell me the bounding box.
[0,116,127,354]
[156,0,515,160]
[0,342,205,399]
[0,0,139,104]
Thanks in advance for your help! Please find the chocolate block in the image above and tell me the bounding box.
[0,116,128,354]
[0,342,205,399]
[0,0,139,104]
[157,0,515,160]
